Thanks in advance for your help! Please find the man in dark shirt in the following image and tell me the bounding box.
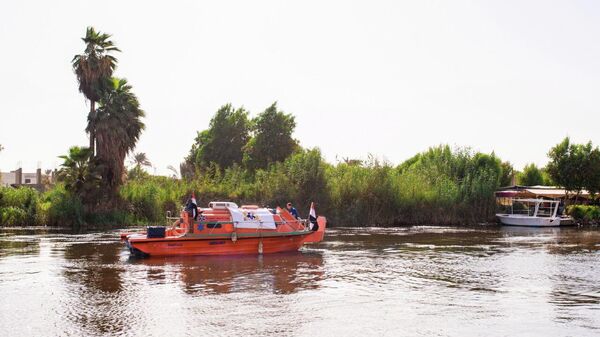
[286,202,300,219]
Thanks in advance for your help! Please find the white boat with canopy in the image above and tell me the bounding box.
[495,198,562,227]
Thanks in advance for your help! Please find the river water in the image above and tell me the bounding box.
[0,226,599,337]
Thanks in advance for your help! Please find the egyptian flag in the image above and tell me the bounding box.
[309,202,319,231]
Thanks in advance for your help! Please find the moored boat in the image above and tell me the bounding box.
[122,201,326,257]
[496,198,564,227]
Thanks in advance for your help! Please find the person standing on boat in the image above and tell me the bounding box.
[185,193,199,221]
[286,202,300,219]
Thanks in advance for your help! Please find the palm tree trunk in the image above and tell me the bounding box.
[89,101,96,155]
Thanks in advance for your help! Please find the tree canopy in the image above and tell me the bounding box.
[188,104,250,169]
[517,163,544,186]
[243,102,298,170]
[130,152,152,169]
[95,77,145,195]
[546,137,600,196]
[184,102,298,173]
[57,146,100,204]
[72,27,120,154]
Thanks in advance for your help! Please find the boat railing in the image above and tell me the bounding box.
[165,211,181,221]
[191,219,310,227]
[496,198,560,218]
[166,210,311,234]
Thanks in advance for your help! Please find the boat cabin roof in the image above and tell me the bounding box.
[510,198,560,204]
[496,185,590,199]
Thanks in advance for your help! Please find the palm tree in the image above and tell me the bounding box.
[72,27,120,155]
[95,77,145,195]
[130,152,152,169]
[167,165,179,179]
[57,146,100,200]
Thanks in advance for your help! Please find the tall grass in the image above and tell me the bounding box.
[118,146,504,226]
[1,146,506,227]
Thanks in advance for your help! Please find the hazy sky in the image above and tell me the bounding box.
[1,1,599,174]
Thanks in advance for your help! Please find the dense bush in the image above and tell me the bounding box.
[0,145,516,227]
[0,187,39,226]
[40,184,84,227]
[567,205,600,223]
[0,206,28,226]
[119,145,505,226]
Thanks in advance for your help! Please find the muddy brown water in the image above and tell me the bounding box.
[0,226,599,336]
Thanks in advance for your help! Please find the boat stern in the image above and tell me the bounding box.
[303,216,327,243]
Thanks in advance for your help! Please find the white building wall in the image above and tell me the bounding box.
[22,173,37,184]
[1,172,17,187]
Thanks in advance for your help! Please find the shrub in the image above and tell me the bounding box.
[0,206,27,226]
[41,184,84,227]
[567,205,600,223]
[0,187,40,226]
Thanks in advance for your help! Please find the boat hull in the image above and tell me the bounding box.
[126,232,320,257]
[496,214,561,227]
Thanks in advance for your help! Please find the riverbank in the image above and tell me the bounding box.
[3,143,599,229]
[1,145,506,228]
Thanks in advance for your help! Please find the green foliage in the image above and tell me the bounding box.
[547,137,600,196]
[0,207,27,226]
[243,102,299,170]
[327,158,396,226]
[130,152,152,169]
[120,175,188,223]
[57,146,101,203]
[40,184,84,227]
[127,166,151,181]
[125,145,503,226]
[72,27,120,103]
[188,104,250,170]
[95,77,145,195]
[388,146,503,225]
[499,161,515,187]
[0,187,39,226]
[73,27,121,155]
[517,163,544,186]
[567,205,600,223]
[72,28,145,207]
[0,187,40,225]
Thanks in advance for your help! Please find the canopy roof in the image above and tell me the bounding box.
[495,185,591,199]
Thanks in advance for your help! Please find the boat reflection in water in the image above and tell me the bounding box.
[127,251,324,295]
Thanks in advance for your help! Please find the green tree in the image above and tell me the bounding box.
[57,146,101,203]
[581,143,600,196]
[517,163,544,186]
[128,152,152,181]
[0,144,3,153]
[72,27,120,155]
[243,102,298,169]
[130,152,152,169]
[547,137,578,193]
[188,104,250,170]
[95,78,145,196]
[499,161,515,187]
[547,137,600,197]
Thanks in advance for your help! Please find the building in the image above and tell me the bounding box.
[0,168,45,191]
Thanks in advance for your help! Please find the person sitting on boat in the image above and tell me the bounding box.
[557,200,565,216]
[185,193,200,221]
[286,202,300,219]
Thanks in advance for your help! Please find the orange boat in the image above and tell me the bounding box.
[121,201,326,257]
